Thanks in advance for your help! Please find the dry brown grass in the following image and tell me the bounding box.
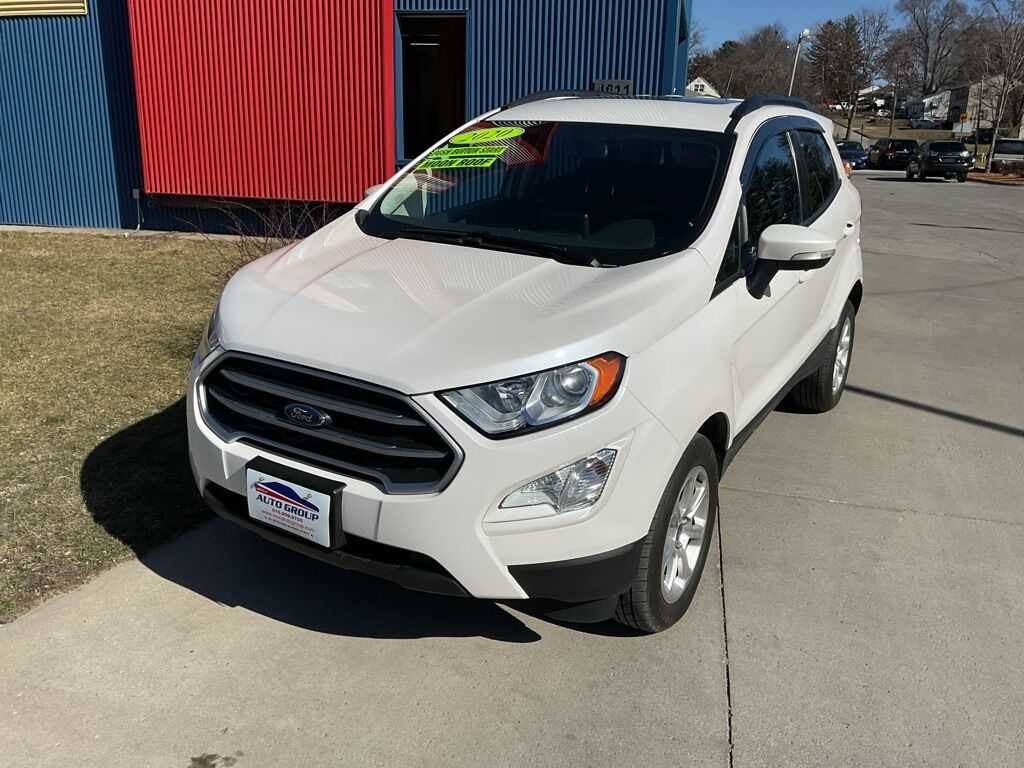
[0,230,239,621]
[969,172,1024,185]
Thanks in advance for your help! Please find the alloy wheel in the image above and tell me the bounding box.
[660,466,711,603]
[832,317,852,394]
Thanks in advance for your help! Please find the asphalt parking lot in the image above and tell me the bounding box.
[2,171,1022,768]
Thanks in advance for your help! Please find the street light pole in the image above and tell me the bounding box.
[788,28,811,97]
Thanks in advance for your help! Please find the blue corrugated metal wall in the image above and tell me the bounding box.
[394,0,688,157]
[0,3,144,229]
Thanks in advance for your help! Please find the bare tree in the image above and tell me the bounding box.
[879,29,918,133]
[896,0,977,93]
[808,10,890,138]
[973,0,1024,168]
[687,18,707,57]
[687,23,816,98]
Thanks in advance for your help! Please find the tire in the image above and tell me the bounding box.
[615,435,719,634]
[787,300,856,413]
[957,174,967,182]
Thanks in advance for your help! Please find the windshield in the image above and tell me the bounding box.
[930,142,966,153]
[995,139,1024,155]
[359,121,733,267]
[837,141,863,151]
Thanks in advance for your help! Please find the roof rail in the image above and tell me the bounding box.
[727,94,815,124]
[501,89,631,109]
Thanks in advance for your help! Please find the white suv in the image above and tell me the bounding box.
[187,93,862,633]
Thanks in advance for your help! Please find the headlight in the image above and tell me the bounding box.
[194,301,221,365]
[440,353,625,436]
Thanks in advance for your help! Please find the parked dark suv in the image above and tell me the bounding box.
[867,137,919,169]
[906,140,973,182]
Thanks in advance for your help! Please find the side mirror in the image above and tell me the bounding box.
[748,224,837,298]
[363,183,385,199]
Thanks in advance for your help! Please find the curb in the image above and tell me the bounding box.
[967,176,1024,187]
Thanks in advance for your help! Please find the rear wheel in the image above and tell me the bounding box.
[957,173,968,182]
[615,435,719,634]
[787,301,856,413]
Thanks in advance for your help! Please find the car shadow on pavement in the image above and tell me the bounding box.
[81,399,541,643]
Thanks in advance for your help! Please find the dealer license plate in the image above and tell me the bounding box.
[246,468,333,547]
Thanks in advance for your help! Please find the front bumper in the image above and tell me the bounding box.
[186,350,680,601]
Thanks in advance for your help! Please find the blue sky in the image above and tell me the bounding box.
[696,0,890,49]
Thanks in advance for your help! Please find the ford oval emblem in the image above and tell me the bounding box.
[283,403,330,428]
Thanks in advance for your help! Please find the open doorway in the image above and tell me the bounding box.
[398,14,467,160]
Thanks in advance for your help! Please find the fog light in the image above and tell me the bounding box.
[500,449,617,517]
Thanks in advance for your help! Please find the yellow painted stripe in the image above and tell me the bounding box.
[0,1,87,16]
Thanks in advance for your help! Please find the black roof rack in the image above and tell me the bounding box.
[729,94,814,118]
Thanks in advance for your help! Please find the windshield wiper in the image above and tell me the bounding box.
[392,226,603,267]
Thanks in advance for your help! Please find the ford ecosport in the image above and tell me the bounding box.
[187,93,863,633]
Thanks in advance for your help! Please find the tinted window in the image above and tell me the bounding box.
[798,131,839,216]
[742,133,800,270]
[836,141,863,151]
[361,121,732,267]
[995,139,1024,155]
[930,142,966,153]
[891,140,918,151]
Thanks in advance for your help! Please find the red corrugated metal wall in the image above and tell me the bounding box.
[127,0,394,203]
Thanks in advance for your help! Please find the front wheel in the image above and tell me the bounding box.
[787,300,856,412]
[615,435,719,634]
[957,174,968,182]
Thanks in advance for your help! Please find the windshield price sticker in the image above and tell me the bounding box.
[416,144,508,170]
[416,156,498,170]
[449,126,525,145]
[431,145,508,158]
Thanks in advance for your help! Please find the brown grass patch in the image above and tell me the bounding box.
[0,230,240,621]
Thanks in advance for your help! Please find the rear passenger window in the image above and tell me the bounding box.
[798,131,839,216]
[743,133,800,270]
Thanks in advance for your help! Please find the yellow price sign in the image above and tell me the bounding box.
[449,126,525,145]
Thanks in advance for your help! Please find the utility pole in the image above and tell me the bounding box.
[889,82,896,137]
[724,66,736,98]
[788,29,811,97]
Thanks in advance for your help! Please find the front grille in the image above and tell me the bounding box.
[199,353,462,494]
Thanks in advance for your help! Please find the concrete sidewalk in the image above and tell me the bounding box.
[2,173,1023,767]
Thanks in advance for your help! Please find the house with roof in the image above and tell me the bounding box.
[686,76,721,98]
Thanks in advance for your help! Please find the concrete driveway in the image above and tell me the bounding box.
[2,172,1022,768]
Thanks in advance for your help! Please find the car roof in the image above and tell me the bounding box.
[493,94,827,135]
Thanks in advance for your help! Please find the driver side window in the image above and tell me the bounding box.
[742,132,801,271]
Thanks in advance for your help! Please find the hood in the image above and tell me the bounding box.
[217,214,713,393]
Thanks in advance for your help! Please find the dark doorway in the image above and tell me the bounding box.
[399,14,466,159]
